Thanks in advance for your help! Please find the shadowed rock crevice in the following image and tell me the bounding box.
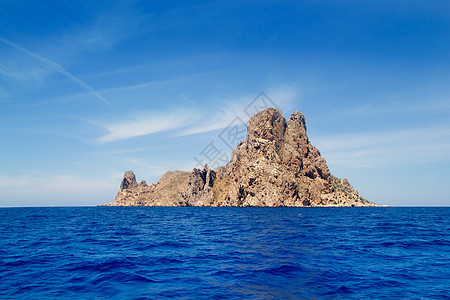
[102,108,378,207]
[120,171,138,191]
[181,164,216,206]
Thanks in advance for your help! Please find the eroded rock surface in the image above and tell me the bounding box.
[102,108,377,207]
[107,170,190,206]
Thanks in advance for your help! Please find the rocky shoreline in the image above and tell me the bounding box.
[102,108,377,207]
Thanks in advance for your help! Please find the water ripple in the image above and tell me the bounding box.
[0,207,448,299]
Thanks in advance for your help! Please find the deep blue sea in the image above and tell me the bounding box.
[0,207,449,299]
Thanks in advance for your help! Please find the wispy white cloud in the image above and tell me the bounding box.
[267,85,300,115]
[325,97,450,120]
[61,4,143,53]
[177,87,298,137]
[99,70,219,95]
[81,52,226,80]
[0,174,117,206]
[177,101,248,137]
[88,146,168,157]
[0,86,11,101]
[313,125,450,168]
[95,109,201,144]
[0,63,51,86]
[94,88,298,143]
[82,64,143,80]
[0,36,110,105]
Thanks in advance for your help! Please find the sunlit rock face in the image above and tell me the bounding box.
[102,108,377,207]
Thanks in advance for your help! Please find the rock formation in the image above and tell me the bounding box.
[102,108,377,207]
[110,170,190,206]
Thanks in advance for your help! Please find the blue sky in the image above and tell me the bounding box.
[1,0,449,206]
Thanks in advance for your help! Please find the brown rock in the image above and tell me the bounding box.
[182,164,216,206]
[102,170,190,206]
[102,108,377,207]
[120,171,137,191]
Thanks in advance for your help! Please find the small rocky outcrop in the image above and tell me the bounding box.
[106,170,190,206]
[120,171,138,190]
[181,164,216,206]
[102,108,377,207]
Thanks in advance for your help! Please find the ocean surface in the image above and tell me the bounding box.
[0,207,448,299]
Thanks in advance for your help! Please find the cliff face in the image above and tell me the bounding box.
[102,108,377,207]
[110,170,190,206]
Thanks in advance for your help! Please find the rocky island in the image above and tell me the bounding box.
[102,108,377,207]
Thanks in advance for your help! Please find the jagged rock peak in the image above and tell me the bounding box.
[288,110,307,131]
[102,107,378,207]
[140,180,148,187]
[182,164,216,206]
[120,171,137,191]
[247,108,287,142]
[246,108,309,146]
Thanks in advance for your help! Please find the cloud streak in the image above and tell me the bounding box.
[313,125,450,168]
[178,88,298,137]
[0,174,117,206]
[0,63,51,86]
[176,101,248,137]
[95,88,298,143]
[0,36,111,105]
[96,109,200,144]
[61,3,143,54]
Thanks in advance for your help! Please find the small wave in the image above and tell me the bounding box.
[154,257,183,264]
[158,241,188,248]
[26,214,49,218]
[260,264,306,277]
[1,206,448,299]
[376,239,450,249]
[135,243,158,251]
[323,285,354,296]
[2,259,29,267]
[64,259,135,273]
[89,271,159,286]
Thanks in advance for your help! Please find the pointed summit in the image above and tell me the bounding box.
[247,108,286,142]
[102,108,377,207]
[120,171,137,191]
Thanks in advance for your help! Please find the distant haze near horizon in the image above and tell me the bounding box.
[1,1,449,207]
